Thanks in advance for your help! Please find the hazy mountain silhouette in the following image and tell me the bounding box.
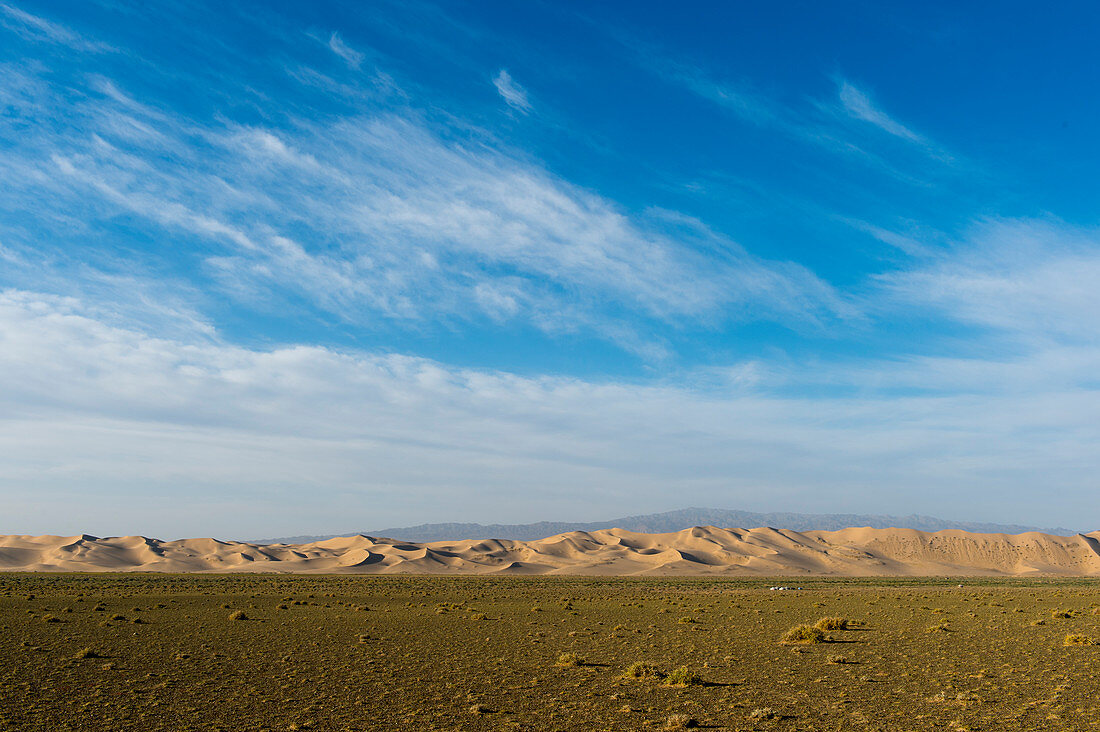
[254,507,1078,544]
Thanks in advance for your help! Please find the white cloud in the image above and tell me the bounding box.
[0,2,113,52]
[492,69,532,113]
[880,218,1100,345]
[838,81,923,143]
[328,32,363,69]
[1,289,1097,536]
[643,57,952,182]
[9,67,848,356]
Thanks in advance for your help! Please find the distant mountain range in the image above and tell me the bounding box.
[254,507,1079,544]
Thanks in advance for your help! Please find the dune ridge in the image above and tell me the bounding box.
[2,526,1100,575]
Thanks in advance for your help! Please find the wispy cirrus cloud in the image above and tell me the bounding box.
[0,2,113,52]
[627,33,958,182]
[837,81,924,143]
[880,218,1100,345]
[327,31,363,69]
[4,51,849,358]
[834,79,954,164]
[492,69,532,113]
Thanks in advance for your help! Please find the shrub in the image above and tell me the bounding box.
[1064,634,1095,646]
[1051,609,1077,619]
[826,654,856,664]
[74,647,101,659]
[556,652,581,667]
[664,713,699,729]
[664,666,702,687]
[750,707,778,720]
[815,616,850,631]
[623,661,660,679]
[228,610,248,621]
[781,625,825,644]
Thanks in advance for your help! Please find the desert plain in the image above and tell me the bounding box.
[3,527,1100,731]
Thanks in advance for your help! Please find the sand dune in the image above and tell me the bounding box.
[2,526,1100,575]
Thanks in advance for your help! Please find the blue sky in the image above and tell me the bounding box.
[2,1,1099,537]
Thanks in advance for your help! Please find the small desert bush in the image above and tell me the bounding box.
[815,616,850,631]
[228,610,248,621]
[1063,634,1096,646]
[677,616,697,624]
[926,622,952,632]
[663,713,698,729]
[664,666,702,687]
[623,661,660,679]
[781,624,825,644]
[1051,608,1077,619]
[826,654,856,664]
[749,707,778,720]
[74,647,101,659]
[556,652,582,667]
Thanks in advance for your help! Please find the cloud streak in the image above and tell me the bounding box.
[327,32,363,68]
[492,69,532,113]
[0,2,113,52]
[4,55,849,357]
[838,81,923,143]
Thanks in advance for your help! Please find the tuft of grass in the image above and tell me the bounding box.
[663,713,699,729]
[927,622,952,632]
[750,707,778,720]
[556,652,582,667]
[1051,608,1077,619]
[623,661,661,680]
[228,609,248,621]
[815,616,850,631]
[781,624,825,644]
[663,666,702,687]
[1063,634,1096,646]
[826,654,856,664]
[74,647,102,659]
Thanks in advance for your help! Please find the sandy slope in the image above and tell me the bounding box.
[2,526,1100,575]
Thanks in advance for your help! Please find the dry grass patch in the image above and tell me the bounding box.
[664,713,699,729]
[781,624,825,644]
[1063,634,1096,646]
[663,666,702,687]
[623,661,661,679]
[815,616,850,631]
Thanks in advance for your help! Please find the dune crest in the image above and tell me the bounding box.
[2,526,1099,575]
